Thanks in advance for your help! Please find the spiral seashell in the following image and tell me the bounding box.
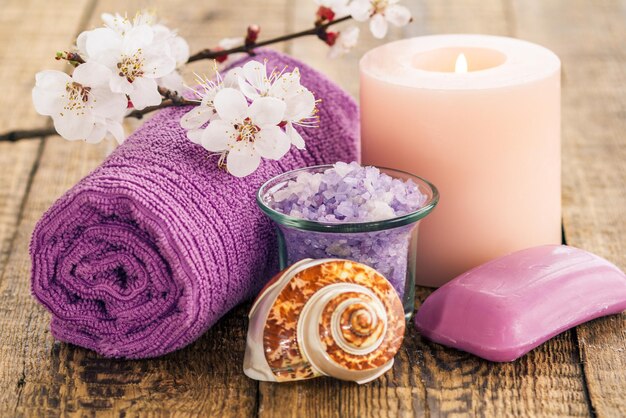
[243,259,405,384]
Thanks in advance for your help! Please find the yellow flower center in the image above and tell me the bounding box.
[117,49,145,82]
[63,81,91,113]
[371,0,389,14]
[235,118,260,142]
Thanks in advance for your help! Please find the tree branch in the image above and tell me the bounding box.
[0,128,58,142]
[1,15,352,142]
[187,15,351,62]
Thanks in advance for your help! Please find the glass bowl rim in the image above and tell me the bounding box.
[256,164,439,233]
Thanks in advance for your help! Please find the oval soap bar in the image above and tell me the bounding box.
[415,245,626,362]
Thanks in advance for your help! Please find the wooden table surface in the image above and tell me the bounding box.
[1,0,624,416]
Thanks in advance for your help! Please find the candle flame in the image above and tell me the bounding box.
[455,53,468,73]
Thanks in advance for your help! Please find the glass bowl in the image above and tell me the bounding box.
[257,164,439,319]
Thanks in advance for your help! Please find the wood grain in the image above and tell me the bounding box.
[0,0,287,416]
[258,1,593,417]
[0,1,96,415]
[511,1,626,417]
[0,0,624,416]
[0,0,91,287]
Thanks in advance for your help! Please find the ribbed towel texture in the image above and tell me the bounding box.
[30,50,359,358]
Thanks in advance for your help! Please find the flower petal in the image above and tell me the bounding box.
[222,67,242,88]
[90,87,127,119]
[101,12,131,34]
[122,24,154,54]
[255,126,291,159]
[385,4,412,27]
[109,73,134,95]
[286,122,306,149]
[248,97,286,126]
[349,0,372,21]
[85,122,108,143]
[181,106,215,129]
[32,71,70,116]
[76,30,91,57]
[91,48,122,72]
[128,77,161,110]
[107,121,125,144]
[72,61,112,87]
[201,119,236,151]
[242,60,269,93]
[142,50,177,78]
[34,70,70,90]
[158,71,184,92]
[169,36,190,65]
[284,89,315,122]
[187,129,204,144]
[268,69,301,100]
[85,27,122,59]
[213,88,248,122]
[370,13,388,38]
[341,25,360,46]
[52,111,95,141]
[238,77,261,101]
[226,143,261,177]
[219,37,244,49]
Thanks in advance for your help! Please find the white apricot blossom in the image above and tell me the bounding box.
[328,26,360,58]
[32,62,127,143]
[350,0,412,39]
[180,67,242,144]
[96,12,190,92]
[200,88,290,177]
[237,61,317,149]
[83,25,176,110]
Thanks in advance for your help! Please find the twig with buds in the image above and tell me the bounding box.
[3,0,414,143]
[187,16,350,62]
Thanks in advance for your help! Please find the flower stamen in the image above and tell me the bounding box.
[235,118,260,142]
[117,49,145,82]
[63,81,91,113]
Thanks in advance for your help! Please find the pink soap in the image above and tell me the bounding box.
[415,245,626,362]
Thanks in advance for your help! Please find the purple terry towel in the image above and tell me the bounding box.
[30,50,359,358]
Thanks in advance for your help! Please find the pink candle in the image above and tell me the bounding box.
[360,35,561,287]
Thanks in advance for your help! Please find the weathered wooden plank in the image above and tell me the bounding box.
[0,0,93,282]
[259,1,593,417]
[413,289,591,418]
[511,1,626,416]
[0,0,96,414]
[0,0,287,416]
[2,0,623,416]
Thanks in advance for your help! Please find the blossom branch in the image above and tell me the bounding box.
[0,88,194,142]
[1,16,350,143]
[187,16,351,62]
[9,0,414,144]
[0,128,59,142]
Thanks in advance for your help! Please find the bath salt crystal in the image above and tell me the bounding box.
[267,162,428,298]
[268,162,426,223]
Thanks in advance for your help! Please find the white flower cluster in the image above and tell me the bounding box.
[29,3,411,176]
[32,12,189,144]
[315,0,412,58]
[181,61,317,177]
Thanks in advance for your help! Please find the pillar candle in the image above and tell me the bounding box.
[360,35,561,287]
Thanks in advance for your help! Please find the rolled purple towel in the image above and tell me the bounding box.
[30,50,359,358]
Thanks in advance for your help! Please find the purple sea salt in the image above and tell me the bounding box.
[266,162,428,298]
